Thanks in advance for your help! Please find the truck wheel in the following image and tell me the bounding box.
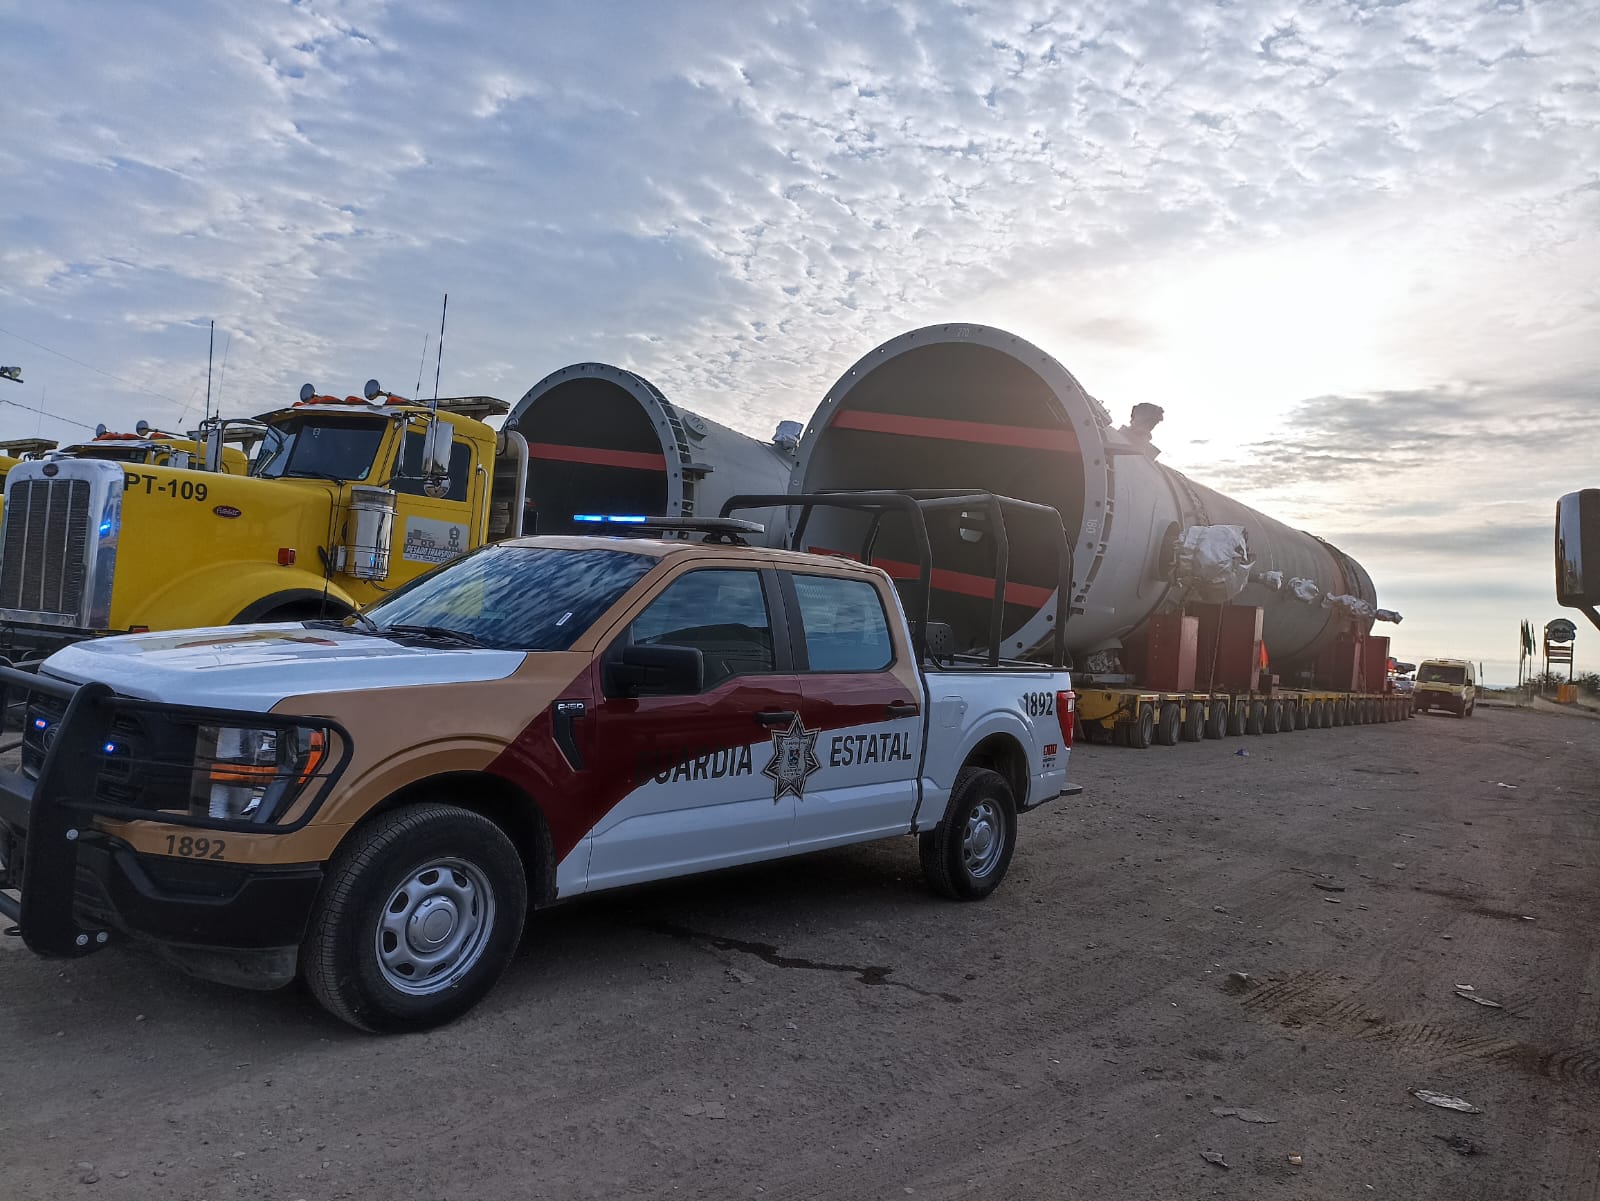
[302,804,528,1033]
[1245,701,1265,735]
[1131,703,1156,749]
[1156,702,1181,746]
[920,767,1017,901]
[1181,703,1205,742]
[1309,700,1324,728]
[1204,702,1229,740]
[1226,700,1246,737]
[1293,702,1308,730]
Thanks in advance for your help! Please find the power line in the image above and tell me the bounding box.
[0,396,96,431]
[0,324,188,410]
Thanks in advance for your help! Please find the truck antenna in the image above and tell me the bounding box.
[215,331,232,417]
[204,320,215,428]
[414,332,430,397]
[431,293,448,413]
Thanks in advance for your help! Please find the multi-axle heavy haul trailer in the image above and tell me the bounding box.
[517,327,1408,749]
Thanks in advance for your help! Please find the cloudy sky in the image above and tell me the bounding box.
[3,0,1597,680]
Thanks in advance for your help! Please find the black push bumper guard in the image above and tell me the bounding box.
[0,662,349,959]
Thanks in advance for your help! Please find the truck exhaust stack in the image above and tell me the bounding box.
[792,324,1388,672]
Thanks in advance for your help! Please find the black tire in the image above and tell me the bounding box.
[1294,702,1309,730]
[1181,703,1206,742]
[920,767,1017,901]
[1205,701,1229,740]
[1266,700,1284,734]
[1246,701,1266,735]
[1226,699,1246,737]
[1130,703,1156,749]
[1156,702,1181,746]
[302,803,528,1034]
[1310,700,1324,728]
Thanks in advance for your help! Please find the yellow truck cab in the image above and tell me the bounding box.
[0,439,60,528]
[58,424,250,475]
[1413,658,1475,717]
[0,381,529,660]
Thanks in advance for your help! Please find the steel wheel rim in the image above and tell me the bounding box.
[375,857,497,996]
[962,799,1005,879]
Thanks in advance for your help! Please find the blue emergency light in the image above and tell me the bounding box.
[574,514,648,523]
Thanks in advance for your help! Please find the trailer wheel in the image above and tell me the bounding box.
[302,804,528,1034]
[1294,702,1309,730]
[1245,701,1265,735]
[1261,700,1280,734]
[1156,702,1181,746]
[1128,703,1155,749]
[920,767,1017,901]
[1204,702,1229,740]
[1181,703,1205,742]
[1309,700,1324,728]
[1226,699,1246,736]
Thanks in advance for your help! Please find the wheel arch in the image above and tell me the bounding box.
[357,769,558,907]
[234,588,356,623]
[959,731,1030,808]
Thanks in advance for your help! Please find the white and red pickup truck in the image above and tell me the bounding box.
[0,490,1076,1031]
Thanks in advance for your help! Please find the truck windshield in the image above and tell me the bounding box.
[1417,664,1466,685]
[361,545,657,651]
[254,416,387,481]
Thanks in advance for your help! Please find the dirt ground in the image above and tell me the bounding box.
[3,705,1597,1200]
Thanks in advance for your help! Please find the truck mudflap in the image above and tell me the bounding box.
[0,663,348,966]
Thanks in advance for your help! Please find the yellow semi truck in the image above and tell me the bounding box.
[0,382,528,659]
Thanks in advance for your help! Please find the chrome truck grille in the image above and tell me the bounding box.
[0,477,92,617]
[0,458,122,633]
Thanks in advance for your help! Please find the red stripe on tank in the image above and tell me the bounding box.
[808,548,1057,609]
[527,442,668,470]
[827,409,1079,453]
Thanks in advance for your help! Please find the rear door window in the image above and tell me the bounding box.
[790,574,893,672]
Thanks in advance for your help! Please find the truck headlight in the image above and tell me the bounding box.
[192,725,328,824]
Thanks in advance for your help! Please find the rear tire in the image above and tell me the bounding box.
[920,767,1017,901]
[1226,699,1246,737]
[1246,701,1266,735]
[1181,703,1205,742]
[1205,701,1229,740]
[1156,702,1181,746]
[302,804,528,1034]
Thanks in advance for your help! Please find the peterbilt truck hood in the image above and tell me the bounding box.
[40,624,528,709]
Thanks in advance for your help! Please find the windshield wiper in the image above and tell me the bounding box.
[378,624,487,648]
[305,612,380,634]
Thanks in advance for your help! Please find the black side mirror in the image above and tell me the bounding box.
[1556,490,1600,631]
[605,643,705,697]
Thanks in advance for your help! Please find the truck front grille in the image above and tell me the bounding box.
[0,478,92,617]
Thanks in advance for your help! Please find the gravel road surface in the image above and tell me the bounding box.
[3,705,1597,1199]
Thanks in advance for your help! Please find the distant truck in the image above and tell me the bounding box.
[1412,658,1475,717]
[0,492,1075,1031]
[0,383,529,661]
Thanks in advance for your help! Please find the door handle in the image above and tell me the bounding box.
[754,709,796,728]
[884,700,919,718]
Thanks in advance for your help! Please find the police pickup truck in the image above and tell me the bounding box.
[0,491,1076,1032]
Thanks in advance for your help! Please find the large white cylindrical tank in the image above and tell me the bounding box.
[791,324,1384,671]
[508,363,799,539]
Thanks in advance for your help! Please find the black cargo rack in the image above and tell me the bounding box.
[720,489,1072,670]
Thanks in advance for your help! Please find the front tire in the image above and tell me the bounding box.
[302,804,528,1033]
[920,767,1017,901]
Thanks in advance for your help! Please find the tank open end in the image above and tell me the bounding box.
[794,325,1110,656]
[509,362,800,539]
[508,365,679,535]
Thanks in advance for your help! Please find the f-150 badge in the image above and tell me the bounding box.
[763,715,821,802]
